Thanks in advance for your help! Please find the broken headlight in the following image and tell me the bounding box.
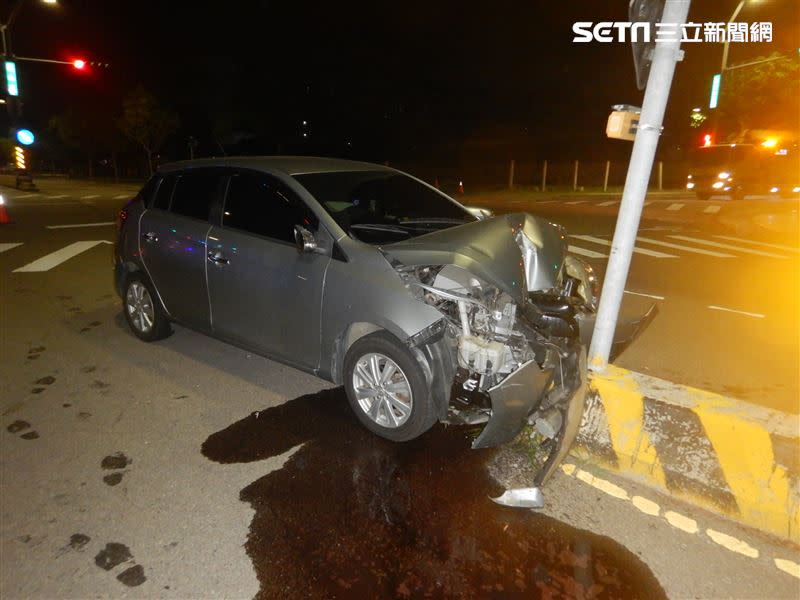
[563,256,599,311]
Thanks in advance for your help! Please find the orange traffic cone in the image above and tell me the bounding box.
[0,196,12,225]
[458,180,464,195]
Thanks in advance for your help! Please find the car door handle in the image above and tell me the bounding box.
[142,232,158,243]
[207,251,230,265]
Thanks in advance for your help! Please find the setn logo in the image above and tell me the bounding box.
[573,22,652,43]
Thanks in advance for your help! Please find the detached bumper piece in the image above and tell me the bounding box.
[471,360,553,449]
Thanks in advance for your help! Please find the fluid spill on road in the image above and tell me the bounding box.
[203,389,665,599]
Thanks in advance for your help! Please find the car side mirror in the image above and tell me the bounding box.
[294,224,317,253]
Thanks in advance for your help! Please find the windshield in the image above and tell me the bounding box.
[293,171,476,244]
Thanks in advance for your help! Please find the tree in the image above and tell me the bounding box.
[49,106,127,178]
[718,53,800,142]
[118,87,179,175]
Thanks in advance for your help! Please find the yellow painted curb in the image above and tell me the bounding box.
[574,365,800,544]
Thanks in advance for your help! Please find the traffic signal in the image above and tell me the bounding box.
[4,61,19,96]
[702,134,713,147]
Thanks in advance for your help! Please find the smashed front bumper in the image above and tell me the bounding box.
[471,360,553,449]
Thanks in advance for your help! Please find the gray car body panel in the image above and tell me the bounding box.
[383,213,567,304]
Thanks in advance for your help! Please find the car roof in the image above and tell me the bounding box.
[158,156,391,177]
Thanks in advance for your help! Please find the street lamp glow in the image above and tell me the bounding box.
[42,0,58,4]
[761,138,778,148]
[72,59,86,70]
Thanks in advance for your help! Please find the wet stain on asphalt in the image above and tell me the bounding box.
[26,346,45,361]
[68,533,91,551]
[203,389,666,599]
[94,542,147,587]
[80,365,97,374]
[80,320,103,333]
[6,420,39,440]
[101,452,131,486]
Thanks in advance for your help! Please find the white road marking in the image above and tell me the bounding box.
[706,529,759,558]
[666,203,684,211]
[81,194,100,199]
[774,558,800,579]
[598,200,618,206]
[12,241,111,272]
[712,235,800,254]
[49,194,69,199]
[571,234,678,258]
[537,200,557,204]
[46,221,115,230]
[708,305,765,319]
[0,242,23,254]
[13,193,38,199]
[668,235,787,259]
[635,236,735,258]
[565,200,587,205]
[624,290,665,300]
[703,205,721,214]
[664,510,698,534]
[568,245,608,259]
[113,194,131,200]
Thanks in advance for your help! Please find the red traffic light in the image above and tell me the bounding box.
[72,59,86,70]
[702,134,713,147]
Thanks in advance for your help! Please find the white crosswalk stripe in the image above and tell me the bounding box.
[635,236,735,258]
[666,203,684,211]
[0,242,23,254]
[712,235,800,254]
[568,245,607,259]
[81,194,100,199]
[668,235,787,259]
[46,222,115,230]
[565,200,588,205]
[14,193,39,199]
[703,205,721,214]
[113,194,131,200]
[597,200,618,207]
[571,235,678,258]
[12,241,112,273]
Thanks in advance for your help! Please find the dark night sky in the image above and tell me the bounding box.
[4,0,799,166]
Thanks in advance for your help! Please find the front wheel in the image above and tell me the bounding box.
[343,331,436,442]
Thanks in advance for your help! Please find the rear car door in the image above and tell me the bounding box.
[206,170,332,369]
[139,168,227,331]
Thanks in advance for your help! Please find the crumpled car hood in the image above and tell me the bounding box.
[383,213,567,304]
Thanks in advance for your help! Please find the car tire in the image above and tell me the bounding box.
[343,331,436,442]
[122,273,172,342]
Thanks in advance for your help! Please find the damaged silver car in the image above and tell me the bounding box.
[115,157,653,492]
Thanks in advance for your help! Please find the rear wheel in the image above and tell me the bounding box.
[343,331,436,442]
[123,273,172,342]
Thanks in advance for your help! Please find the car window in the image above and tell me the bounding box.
[152,174,176,211]
[170,171,225,221]
[138,175,161,206]
[223,172,316,243]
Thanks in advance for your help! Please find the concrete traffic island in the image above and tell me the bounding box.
[576,366,799,544]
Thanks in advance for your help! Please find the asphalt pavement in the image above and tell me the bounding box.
[1,178,799,598]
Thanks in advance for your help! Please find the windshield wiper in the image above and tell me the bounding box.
[398,218,473,225]
[350,223,412,235]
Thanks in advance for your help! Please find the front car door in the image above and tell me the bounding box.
[206,170,332,370]
[139,168,227,331]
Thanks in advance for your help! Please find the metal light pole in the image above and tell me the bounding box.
[588,0,691,371]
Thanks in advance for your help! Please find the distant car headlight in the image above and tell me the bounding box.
[686,182,695,189]
[770,186,779,193]
[718,171,730,179]
[687,174,693,179]
[712,181,724,189]
[793,186,800,193]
